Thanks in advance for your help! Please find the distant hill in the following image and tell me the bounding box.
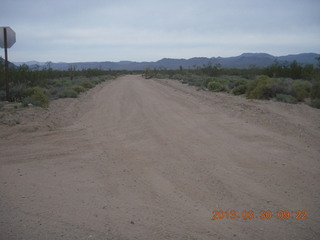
[0,58,16,69]
[14,53,320,71]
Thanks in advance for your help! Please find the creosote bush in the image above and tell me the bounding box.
[58,88,78,98]
[310,82,320,99]
[208,81,226,92]
[246,75,277,99]
[81,80,94,89]
[275,94,298,104]
[72,85,85,94]
[232,85,247,95]
[206,78,228,92]
[291,81,311,101]
[22,87,49,108]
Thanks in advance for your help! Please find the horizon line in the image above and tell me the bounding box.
[11,52,320,64]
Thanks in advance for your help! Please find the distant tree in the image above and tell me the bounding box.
[68,65,76,80]
[302,64,314,80]
[289,60,302,79]
[316,57,320,68]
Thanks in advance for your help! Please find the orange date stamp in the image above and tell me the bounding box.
[212,210,308,220]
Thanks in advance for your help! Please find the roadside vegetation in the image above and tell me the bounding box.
[1,58,320,110]
[0,61,131,108]
[145,59,320,109]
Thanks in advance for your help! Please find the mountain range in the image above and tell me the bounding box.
[13,53,320,71]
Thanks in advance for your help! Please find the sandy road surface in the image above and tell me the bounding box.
[1,75,320,239]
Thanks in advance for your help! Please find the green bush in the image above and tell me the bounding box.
[232,85,247,95]
[207,81,226,92]
[81,80,94,89]
[169,74,181,80]
[206,77,229,92]
[272,78,294,95]
[72,85,85,94]
[205,77,227,87]
[292,81,311,101]
[61,79,72,87]
[22,87,49,108]
[310,82,320,99]
[9,84,28,101]
[310,98,320,109]
[228,78,248,89]
[58,89,78,98]
[92,76,106,85]
[246,75,277,99]
[275,94,298,104]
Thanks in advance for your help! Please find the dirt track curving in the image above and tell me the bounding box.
[1,75,319,239]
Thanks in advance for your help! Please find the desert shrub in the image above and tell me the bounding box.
[232,85,247,95]
[61,79,72,87]
[272,78,294,95]
[310,82,320,99]
[145,68,156,79]
[228,78,248,89]
[206,77,229,91]
[275,94,298,104]
[9,84,28,101]
[207,81,226,92]
[22,87,49,108]
[184,75,203,86]
[49,88,58,96]
[310,98,320,109]
[246,75,277,99]
[156,73,169,79]
[170,74,184,80]
[205,77,226,87]
[72,85,85,94]
[204,77,213,88]
[0,90,6,101]
[81,80,94,89]
[58,88,78,98]
[291,81,311,101]
[92,76,106,85]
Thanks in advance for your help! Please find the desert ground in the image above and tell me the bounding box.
[0,75,319,239]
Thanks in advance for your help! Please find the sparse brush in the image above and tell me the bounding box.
[206,77,228,92]
[72,85,85,94]
[291,81,311,101]
[22,87,49,108]
[310,98,320,109]
[58,89,78,98]
[275,94,298,104]
[246,75,277,99]
[232,85,247,95]
[310,82,320,99]
[207,81,226,92]
[81,80,94,89]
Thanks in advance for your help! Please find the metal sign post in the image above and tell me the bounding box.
[0,27,16,101]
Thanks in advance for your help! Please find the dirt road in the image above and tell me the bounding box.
[1,75,319,239]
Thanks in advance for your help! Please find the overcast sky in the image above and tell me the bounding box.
[1,0,320,62]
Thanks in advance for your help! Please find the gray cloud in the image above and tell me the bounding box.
[1,0,319,62]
